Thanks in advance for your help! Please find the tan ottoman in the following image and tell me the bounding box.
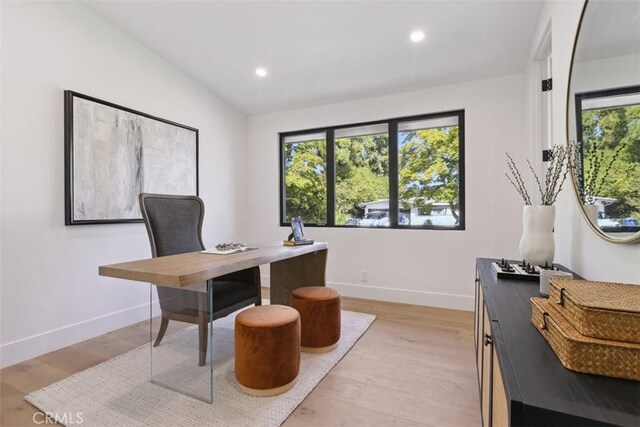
[235,305,300,396]
[290,286,341,353]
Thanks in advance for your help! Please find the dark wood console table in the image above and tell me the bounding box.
[475,258,639,426]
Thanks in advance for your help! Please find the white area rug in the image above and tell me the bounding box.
[26,309,375,427]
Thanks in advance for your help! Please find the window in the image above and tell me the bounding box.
[279,110,465,230]
[282,132,327,224]
[335,124,389,226]
[398,116,462,228]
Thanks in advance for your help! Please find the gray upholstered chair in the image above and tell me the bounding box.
[139,193,261,366]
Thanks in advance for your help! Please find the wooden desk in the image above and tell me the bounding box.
[99,242,328,305]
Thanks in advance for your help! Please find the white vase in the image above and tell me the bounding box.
[519,205,555,266]
[583,203,598,225]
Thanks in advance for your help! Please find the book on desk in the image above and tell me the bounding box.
[283,239,314,246]
[284,217,314,246]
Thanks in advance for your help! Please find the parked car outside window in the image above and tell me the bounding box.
[620,218,638,227]
[346,218,360,226]
[360,212,389,227]
[598,217,620,228]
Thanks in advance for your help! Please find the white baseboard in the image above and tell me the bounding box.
[0,301,160,369]
[260,275,473,311]
[2,278,473,369]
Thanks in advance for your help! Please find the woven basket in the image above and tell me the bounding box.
[531,297,640,381]
[549,279,640,344]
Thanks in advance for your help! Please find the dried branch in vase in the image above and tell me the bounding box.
[505,142,574,206]
[505,153,532,205]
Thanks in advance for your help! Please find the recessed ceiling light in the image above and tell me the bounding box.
[410,30,425,42]
[255,67,267,77]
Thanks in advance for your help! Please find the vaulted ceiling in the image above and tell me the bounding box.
[87,1,544,115]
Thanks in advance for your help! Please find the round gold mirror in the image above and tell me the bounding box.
[567,0,640,244]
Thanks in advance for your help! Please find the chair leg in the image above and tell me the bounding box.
[198,319,208,366]
[154,317,169,347]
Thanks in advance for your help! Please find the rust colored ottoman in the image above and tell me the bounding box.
[290,286,341,353]
[235,305,301,396]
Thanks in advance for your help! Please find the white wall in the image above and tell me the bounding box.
[246,74,527,311]
[0,2,248,368]
[0,2,4,365]
[526,0,639,283]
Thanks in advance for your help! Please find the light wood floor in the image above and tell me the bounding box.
[0,290,480,426]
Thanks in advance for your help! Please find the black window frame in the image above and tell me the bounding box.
[279,109,465,230]
[574,85,640,234]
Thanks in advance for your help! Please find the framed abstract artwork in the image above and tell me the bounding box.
[64,91,199,225]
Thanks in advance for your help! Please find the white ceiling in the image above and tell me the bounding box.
[86,1,544,116]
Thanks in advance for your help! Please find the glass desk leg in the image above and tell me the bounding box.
[150,283,214,403]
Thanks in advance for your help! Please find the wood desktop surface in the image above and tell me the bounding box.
[99,241,328,290]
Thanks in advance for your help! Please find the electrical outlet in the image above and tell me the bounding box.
[360,270,368,282]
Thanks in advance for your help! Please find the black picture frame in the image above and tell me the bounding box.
[64,90,200,225]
